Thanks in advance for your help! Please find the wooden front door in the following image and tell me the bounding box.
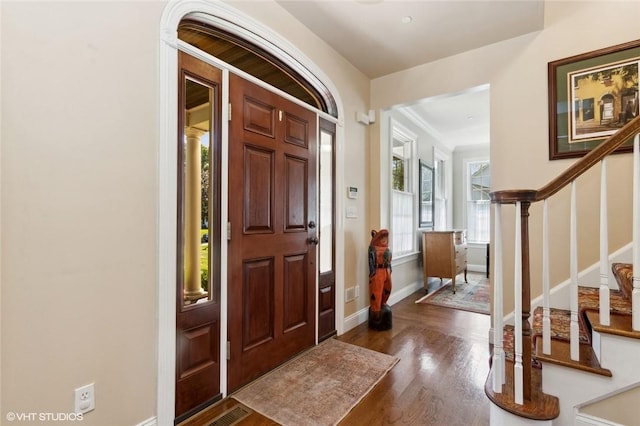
[175,52,222,421]
[227,73,317,392]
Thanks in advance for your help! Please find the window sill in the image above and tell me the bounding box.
[467,241,489,248]
[391,251,420,266]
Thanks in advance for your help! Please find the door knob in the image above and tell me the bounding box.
[308,221,316,229]
[309,236,319,245]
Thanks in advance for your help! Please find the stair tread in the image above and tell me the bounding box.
[576,286,632,315]
[533,337,612,377]
[531,286,632,346]
[502,324,611,376]
[485,358,559,420]
[585,310,640,340]
[612,263,633,300]
[532,306,589,344]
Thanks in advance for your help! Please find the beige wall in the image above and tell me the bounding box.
[581,385,640,424]
[1,2,164,425]
[371,1,640,314]
[1,0,372,424]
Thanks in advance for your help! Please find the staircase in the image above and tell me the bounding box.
[533,263,638,372]
[485,115,640,425]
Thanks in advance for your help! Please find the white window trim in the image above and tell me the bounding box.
[389,119,418,258]
[433,146,452,231]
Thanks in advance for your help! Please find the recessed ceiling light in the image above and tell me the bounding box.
[401,16,412,24]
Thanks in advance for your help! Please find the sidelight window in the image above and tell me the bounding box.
[178,73,220,306]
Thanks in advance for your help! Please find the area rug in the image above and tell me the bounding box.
[416,276,490,314]
[232,338,398,426]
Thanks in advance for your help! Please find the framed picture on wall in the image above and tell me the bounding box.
[419,160,434,228]
[548,39,640,160]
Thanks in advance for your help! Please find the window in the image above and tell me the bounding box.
[433,156,447,230]
[178,73,221,307]
[178,20,337,117]
[418,161,434,228]
[391,124,417,256]
[319,121,335,274]
[466,160,490,243]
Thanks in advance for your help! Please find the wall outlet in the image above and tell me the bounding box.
[74,383,95,414]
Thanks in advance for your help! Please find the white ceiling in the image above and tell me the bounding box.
[277,0,545,148]
[395,85,491,147]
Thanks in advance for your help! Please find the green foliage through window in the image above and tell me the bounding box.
[392,156,405,192]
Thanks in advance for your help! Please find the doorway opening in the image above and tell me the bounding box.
[384,84,490,275]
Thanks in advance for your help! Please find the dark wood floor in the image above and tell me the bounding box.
[180,276,492,425]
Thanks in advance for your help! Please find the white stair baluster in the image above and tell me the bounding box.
[570,181,580,361]
[600,158,610,326]
[542,199,551,354]
[633,134,639,331]
[514,201,523,405]
[492,204,505,392]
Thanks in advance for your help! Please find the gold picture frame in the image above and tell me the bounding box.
[548,39,639,160]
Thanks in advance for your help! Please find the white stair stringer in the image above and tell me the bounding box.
[541,331,640,426]
[575,412,625,426]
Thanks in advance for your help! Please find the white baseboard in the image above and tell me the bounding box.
[577,243,632,288]
[342,280,422,333]
[467,264,487,274]
[388,279,423,306]
[135,417,157,426]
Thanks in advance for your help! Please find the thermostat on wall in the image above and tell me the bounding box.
[347,186,358,199]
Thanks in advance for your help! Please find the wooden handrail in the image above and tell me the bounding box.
[491,114,640,204]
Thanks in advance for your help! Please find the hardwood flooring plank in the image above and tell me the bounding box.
[180,276,492,425]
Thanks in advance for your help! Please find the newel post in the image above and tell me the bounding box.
[491,189,536,405]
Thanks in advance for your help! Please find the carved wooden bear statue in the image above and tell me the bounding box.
[368,229,392,330]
